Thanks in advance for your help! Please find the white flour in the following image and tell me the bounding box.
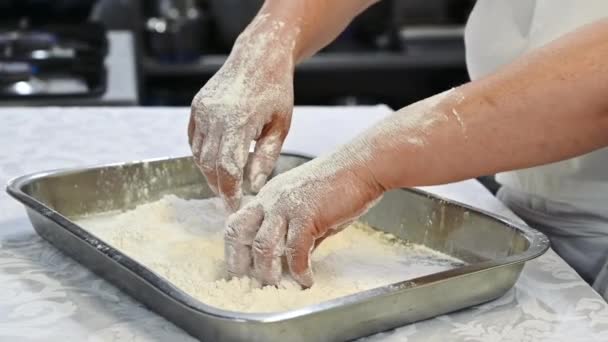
[76,195,464,313]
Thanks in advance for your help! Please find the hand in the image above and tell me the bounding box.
[224,147,384,287]
[188,27,295,211]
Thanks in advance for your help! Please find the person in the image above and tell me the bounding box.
[187,0,608,299]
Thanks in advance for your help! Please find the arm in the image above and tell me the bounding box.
[255,0,380,62]
[225,18,608,287]
[188,0,379,211]
[364,18,608,190]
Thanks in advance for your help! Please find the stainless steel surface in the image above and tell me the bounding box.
[399,25,465,54]
[6,154,549,342]
[1,32,137,106]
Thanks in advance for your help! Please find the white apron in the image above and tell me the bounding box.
[465,0,608,298]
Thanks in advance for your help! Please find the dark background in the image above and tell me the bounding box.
[0,0,476,108]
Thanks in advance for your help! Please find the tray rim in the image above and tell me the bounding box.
[6,153,550,323]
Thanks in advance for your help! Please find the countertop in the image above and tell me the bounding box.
[1,107,607,341]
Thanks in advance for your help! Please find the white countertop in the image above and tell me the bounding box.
[0,107,606,341]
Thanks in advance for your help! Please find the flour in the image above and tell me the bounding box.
[451,108,467,135]
[76,195,464,313]
[342,89,456,164]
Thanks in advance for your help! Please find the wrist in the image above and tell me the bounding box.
[332,141,387,198]
[232,13,301,70]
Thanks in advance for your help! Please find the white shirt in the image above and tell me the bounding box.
[464,0,608,214]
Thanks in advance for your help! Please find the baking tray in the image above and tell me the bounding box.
[7,154,549,342]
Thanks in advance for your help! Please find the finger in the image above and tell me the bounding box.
[187,111,195,146]
[217,127,255,211]
[246,115,291,193]
[188,109,203,162]
[190,128,204,161]
[199,127,221,196]
[285,219,318,288]
[224,205,264,278]
[252,215,287,285]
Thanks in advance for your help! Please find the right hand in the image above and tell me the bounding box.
[224,145,385,288]
[188,34,295,212]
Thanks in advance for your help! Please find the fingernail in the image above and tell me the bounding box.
[252,174,268,193]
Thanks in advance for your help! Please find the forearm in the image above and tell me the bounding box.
[234,0,379,64]
[352,19,608,190]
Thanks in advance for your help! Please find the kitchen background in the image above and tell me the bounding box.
[0,0,476,108]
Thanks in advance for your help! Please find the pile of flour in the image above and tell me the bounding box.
[76,195,464,313]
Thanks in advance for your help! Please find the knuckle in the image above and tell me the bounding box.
[252,237,274,257]
[225,115,253,131]
[285,227,312,251]
[224,220,241,243]
[191,98,217,122]
[284,245,297,259]
[199,154,216,172]
[191,99,206,118]
[284,235,302,255]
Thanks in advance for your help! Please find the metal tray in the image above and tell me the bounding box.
[7,154,549,342]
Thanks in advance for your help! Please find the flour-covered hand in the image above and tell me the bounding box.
[188,17,297,212]
[224,147,384,287]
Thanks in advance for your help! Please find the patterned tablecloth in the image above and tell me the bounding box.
[1,107,606,342]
